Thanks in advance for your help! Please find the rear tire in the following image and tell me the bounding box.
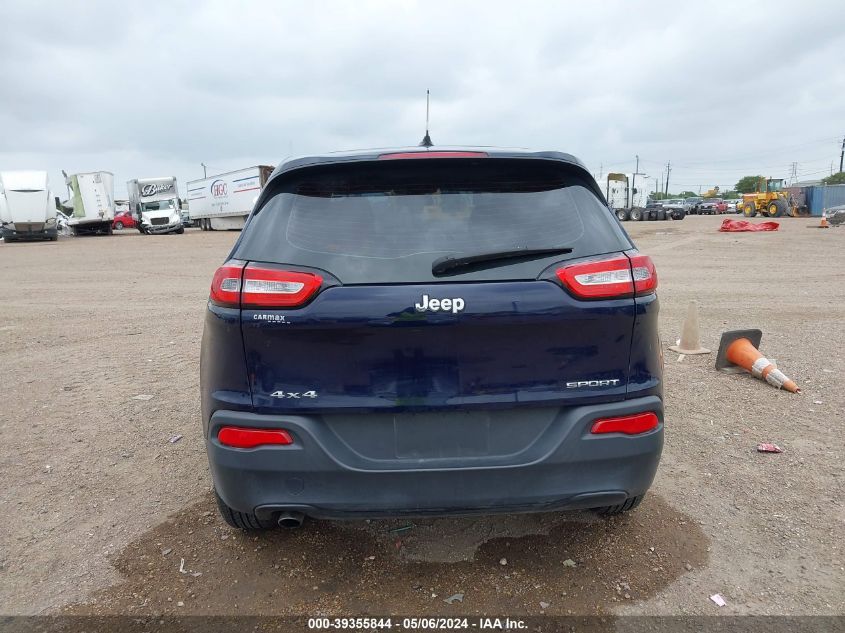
[768,199,787,218]
[616,209,630,222]
[743,203,757,218]
[592,494,644,516]
[671,209,686,220]
[214,490,274,530]
[176,227,185,234]
[630,208,643,221]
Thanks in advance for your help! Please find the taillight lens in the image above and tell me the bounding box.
[556,255,634,299]
[218,426,294,448]
[555,254,657,299]
[590,412,659,435]
[628,254,658,295]
[242,265,323,308]
[210,261,245,307]
[208,262,323,308]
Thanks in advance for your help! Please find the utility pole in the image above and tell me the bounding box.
[201,163,207,178]
[839,136,844,173]
[664,161,671,196]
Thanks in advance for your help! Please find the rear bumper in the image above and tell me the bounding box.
[207,396,664,519]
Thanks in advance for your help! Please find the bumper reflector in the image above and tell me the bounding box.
[590,412,659,435]
[218,426,294,448]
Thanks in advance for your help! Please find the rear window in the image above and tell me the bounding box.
[234,158,631,284]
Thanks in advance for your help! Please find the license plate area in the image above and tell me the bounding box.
[394,412,490,459]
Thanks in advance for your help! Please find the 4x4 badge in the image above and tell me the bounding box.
[414,294,465,314]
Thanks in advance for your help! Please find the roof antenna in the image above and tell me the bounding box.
[419,89,433,147]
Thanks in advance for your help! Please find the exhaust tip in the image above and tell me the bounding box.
[277,511,305,529]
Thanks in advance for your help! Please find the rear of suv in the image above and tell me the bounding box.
[201,147,663,529]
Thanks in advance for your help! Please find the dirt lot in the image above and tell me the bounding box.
[0,215,843,618]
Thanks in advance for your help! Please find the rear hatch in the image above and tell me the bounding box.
[224,154,650,413]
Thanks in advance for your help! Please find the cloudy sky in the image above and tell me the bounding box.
[1,0,843,200]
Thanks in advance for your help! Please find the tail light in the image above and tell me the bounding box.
[210,261,245,307]
[218,426,294,448]
[209,261,323,308]
[628,253,658,295]
[590,412,659,435]
[556,253,657,299]
[242,265,323,308]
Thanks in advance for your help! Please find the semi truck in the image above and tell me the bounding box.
[127,177,184,234]
[61,171,115,235]
[598,172,682,221]
[187,165,273,230]
[0,171,59,242]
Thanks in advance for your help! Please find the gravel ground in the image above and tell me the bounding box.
[0,215,842,617]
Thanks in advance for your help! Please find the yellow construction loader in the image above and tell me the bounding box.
[740,178,794,218]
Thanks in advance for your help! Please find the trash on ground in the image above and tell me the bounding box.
[562,559,577,568]
[718,219,779,232]
[179,558,187,574]
[132,394,154,401]
[710,593,727,607]
[389,524,413,534]
[757,443,783,453]
[444,593,464,604]
[499,558,508,566]
[168,434,183,444]
[161,547,172,556]
[539,601,550,610]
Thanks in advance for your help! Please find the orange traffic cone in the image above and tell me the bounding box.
[819,214,830,228]
[715,329,800,393]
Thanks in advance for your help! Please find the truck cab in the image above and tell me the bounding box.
[127,177,184,234]
[0,171,59,242]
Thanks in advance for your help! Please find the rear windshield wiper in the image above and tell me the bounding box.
[432,246,573,276]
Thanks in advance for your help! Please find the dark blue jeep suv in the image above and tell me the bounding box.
[201,147,663,529]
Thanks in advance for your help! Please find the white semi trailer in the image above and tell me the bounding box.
[187,165,273,230]
[127,177,184,234]
[0,171,59,242]
[62,171,115,235]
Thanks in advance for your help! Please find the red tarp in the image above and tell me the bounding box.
[719,219,780,232]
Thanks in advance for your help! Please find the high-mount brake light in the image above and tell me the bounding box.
[555,254,657,299]
[241,266,323,308]
[377,151,489,160]
[209,261,245,307]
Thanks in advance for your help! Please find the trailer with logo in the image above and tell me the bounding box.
[0,171,59,242]
[187,166,274,231]
[127,176,183,235]
[61,171,115,235]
